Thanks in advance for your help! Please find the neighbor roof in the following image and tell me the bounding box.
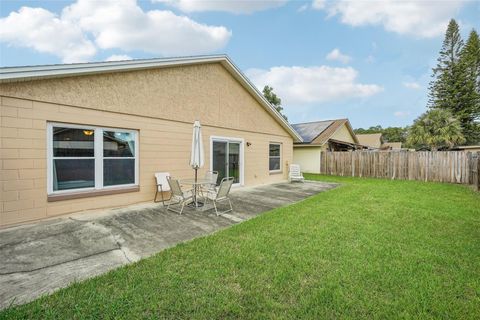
[0,54,302,142]
[292,119,358,145]
[356,133,383,149]
[292,120,334,143]
[382,142,402,149]
[453,145,480,150]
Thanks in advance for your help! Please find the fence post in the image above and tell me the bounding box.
[477,156,480,192]
[351,151,354,177]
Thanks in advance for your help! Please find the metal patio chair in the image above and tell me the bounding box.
[204,177,234,216]
[201,170,219,194]
[154,172,172,205]
[289,164,305,183]
[166,176,193,214]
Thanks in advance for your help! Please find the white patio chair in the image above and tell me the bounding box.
[289,164,305,183]
[154,172,171,205]
[166,177,194,214]
[201,170,219,194]
[204,177,234,216]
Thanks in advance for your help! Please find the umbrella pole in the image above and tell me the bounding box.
[194,167,198,207]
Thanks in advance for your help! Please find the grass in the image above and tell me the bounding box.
[2,175,480,319]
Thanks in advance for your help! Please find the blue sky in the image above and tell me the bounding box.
[1,1,479,129]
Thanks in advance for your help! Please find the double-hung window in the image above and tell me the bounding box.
[269,143,282,172]
[47,123,138,195]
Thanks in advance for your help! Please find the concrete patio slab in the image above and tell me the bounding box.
[0,181,337,309]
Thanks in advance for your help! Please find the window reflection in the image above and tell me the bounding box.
[53,127,94,157]
[103,131,135,157]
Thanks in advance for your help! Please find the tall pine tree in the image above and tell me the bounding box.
[429,19,480,144]
[459,30,480,143]
[429,19,464,111]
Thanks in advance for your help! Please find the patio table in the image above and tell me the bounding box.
[180,178,211,209]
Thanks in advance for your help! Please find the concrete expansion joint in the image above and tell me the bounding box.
[111,232,140,264]
[0,248,120,276]
[115,241,132,263]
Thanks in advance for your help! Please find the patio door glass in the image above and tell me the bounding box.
[228,142,240,184]
[212,140,241,185]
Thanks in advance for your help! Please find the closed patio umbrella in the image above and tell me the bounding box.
[190,120,204,206]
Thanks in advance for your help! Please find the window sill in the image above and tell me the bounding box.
[269,171,283,175]
[48,186,140,202]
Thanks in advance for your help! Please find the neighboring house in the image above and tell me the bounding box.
[0,55,302,227]
[356,133,383,149]
[451,145,480,153]
[292,119,362,173]
[382,142,403,150]
[356,134,405,150]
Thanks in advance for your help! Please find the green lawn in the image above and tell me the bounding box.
[2,175,480,319]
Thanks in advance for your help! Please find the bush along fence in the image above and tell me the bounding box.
[320,151,480,190]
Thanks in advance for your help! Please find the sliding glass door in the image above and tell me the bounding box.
[212,139,242,185]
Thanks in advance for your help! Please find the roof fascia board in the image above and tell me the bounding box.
[342,119,360,144]
[220,57,303,142]
[293,144,324,147]
[322,119,359,145]
[0,55,226,82]
[311,119,345,146]
[0,54,303,142]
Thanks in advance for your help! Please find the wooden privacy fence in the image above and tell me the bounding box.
[320,151,480,189]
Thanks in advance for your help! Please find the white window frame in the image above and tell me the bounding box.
[47,122,139,195]
[269,142,282,173]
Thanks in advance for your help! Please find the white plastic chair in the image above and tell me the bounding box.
[204,177,234,216]
[154,172,171,205]
[166,177,193,214]
[202,170,219,194]
[289,164,305,183]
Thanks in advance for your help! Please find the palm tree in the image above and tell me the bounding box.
[407,109,465,150]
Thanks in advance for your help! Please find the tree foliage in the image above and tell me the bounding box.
[459,29,480,142]
[262,85,287,120]
[407,109,465,150]
[428,19,480,144]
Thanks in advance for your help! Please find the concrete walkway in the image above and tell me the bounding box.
[0,181,337,309]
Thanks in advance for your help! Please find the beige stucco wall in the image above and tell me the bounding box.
[293,147,322,173]
[0,63,293,227]
[330,124,356,143]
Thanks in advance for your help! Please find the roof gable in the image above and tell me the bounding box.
[356,133,383,148]
[0,55,302,142]
[292,119,358,145]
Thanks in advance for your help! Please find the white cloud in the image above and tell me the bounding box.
[403,81,421,89]
[326,48,351,64]
[63,0,231,56]
[297,4,309,12]
[394,111,411,118]
[0,7,96,63]
[105,54,133,61]
[0,0,231,63]
[156,0,287,14]
[314,0,467,38]
[312,0,326,10]
[246,65,383,105]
